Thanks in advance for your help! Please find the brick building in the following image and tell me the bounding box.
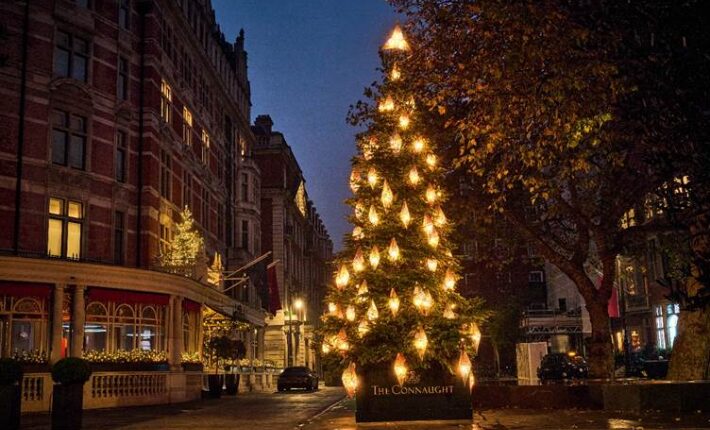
[252,115,333,370]
[0,0,271,409]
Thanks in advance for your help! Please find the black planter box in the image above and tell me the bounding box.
[207,374,223,398]
[355,363,472,423]
[51,383,84,430]
[181,363,204,372]
[0,384,21,430]
[21,363,51,373]
[224,374,240,395]
[88,362,169,372]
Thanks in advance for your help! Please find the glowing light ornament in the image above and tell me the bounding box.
[357,280,369,296]
[358,320,370,336]
[412,137,426,153]
[378,95,395,112]
[444,269,456,291]
[413,286,433,315]
[362,138,377,160]
[341,362,358,398]
[413,327,428,359]
[328,302,338,315]
[422,214,434,235]
[443,304,456,319]
[335,265,350,289]
[426,258,438,272]
[369,246,381,269]
[321,342,331,354]
[336,329,350,352]
[425,185,438,204]
[458,349,472,380]
[408,166,421,186]
[383,25,410,51]
[389,133,403,153]
[346,305,356,322]
[352,226,364,240]
[428,229,440,249]
[398,114,410,130]
[355,203,365,220]
[349,170,361,193]
[388,288,400,316]
[367,299,379,321]
[426,153,437,169]
[469,322,482,352]
[390,65,401,81]
[393,353,409,386]
[435,206,447,226]
[381,180,394,209]
[368,205,380,225]
[387,238,400,261]
[399,202,411,228]
[352,248,366,273]
[367,168,379,189]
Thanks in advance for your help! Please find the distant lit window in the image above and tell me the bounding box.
[620,208,636,229]
[201,130,210,164]
[47,197,83,259]
[54,31,88,81]
[655,306,666,349]
[160,80,172,123]
[182,107,193,145]
[666,304,680,347]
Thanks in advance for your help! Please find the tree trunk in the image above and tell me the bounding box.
[585,300,614,379]
[667,306,710,380]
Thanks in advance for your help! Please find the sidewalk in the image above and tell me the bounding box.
[303,398,710,430]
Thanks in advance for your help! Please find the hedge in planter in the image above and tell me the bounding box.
[0,358,23,430]
[51,358,92,430]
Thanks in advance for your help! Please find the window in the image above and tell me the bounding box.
[118,0,130,30]
[620,208,636,229]
[159,222,171,255]
[54,31,88,81]
[47,197,83,259]
[558,298,567,312]
[115,130,127,182]
[160,80,172,123]
[52,110,86,169]
[241,219,249,251]
[241,173,249,202]
[114,211,125,264]
[182,107,193,145]
[666,304,680,348]
[201,188,209,230]
[75,0,90,8]
[160,150,171,199]
[201,130,210,164]
[183,171,192,208]
[655,306,666,349]
[7,298,47,357]
[528,271,544,283]
[217,203,224,241]
[117,56,128,100]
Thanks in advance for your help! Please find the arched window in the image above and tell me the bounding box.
[114,304,136,351]
[85,302,108,352]
[138,305,161,351]
[9,298,45,356]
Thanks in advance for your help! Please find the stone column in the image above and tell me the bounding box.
[70,285,85,357]
[50,283,66,363]
[169,296,184,370]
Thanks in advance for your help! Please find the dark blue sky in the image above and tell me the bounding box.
[211,1,400,249]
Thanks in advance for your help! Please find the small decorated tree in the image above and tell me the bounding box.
[156,207,206,278]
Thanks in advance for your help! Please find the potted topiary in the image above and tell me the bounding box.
[51,357,92,430]
[204,336,229,398]
[223,340,246,395]
[0,358,23,430]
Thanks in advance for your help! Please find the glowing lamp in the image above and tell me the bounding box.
[414,327,428,359]
[352,226,364,240]
[422,214,434,235]
[378,95,395,112]
[458,350,472,380]
[393,353,408,386]
[412,137,425,153]
[426,258,438,272]
[389,134,403,153]
[346,305,356,322]
[425,186,437,204]
[387,238,400,261]
[388,288,400,316]
[426,153,437,168]
[408,166,420,185]
[335,265,350,289]
[428,230,440,248]
[390,65,401,81]
[342,363,358,398]
[349,170,360,193]
[368,205,380,225]
[381,180,394,209]
[435,207,447,226]
[358,320,370,336]
[367,168,379,188]
[444,269,456,290]
[367,299,379,321]
[369,246,381,269]
[383,25,410,51]
[353,248,366,272]
[399,201,411,228]
[398,114,410,130]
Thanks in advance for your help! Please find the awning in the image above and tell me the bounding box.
[0,282,52,299]
[87,287,169,305]
[183,299,202,313]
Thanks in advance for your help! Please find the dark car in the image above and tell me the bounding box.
[277,366,319,391]
[537,353,588,381]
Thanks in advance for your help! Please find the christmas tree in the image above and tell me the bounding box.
[156,207,205,278]
[319,26,486,397]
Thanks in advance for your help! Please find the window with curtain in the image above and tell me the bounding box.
[47,198,83,259]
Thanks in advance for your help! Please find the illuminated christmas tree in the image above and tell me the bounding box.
[319,26,486,399]
[156,207,205,278]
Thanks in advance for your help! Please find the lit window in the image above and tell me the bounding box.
[182,107,193,145]
[201,130,210,164]
[52,110,86,170]
[54,31,88,81]
[620,208,636,229]
[160,80,172,123]
[47,197,83,259]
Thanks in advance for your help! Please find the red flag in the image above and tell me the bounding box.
[267,264,282,314]
[608,287,620,318]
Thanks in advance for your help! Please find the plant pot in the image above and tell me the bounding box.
[224,374,240,395]
[52,383,84,430]
[207,374,223,398]
[181,363,204,372]
[21,363,51,373]
[0,384,21,430]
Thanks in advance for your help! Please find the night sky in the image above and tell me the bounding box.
[211,1,400,250]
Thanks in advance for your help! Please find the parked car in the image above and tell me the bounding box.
[277,366,319,391]
[537,353,588,381]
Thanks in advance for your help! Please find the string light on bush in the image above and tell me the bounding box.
[413,327,428,359]
[367,168,379,189]
[390,65,401,81]
[388,238,400,261]
[389,133,403,153]
[367,299,379,321]
[422,214,434,235]
[336,329,350,352]
[368,205,380,225]
[393,353,409,385]
[398,114,410,130]
[335,265,350,289]
[381,180,394,209]
[388,288,400,316]
[322,342,331,354]
[426,153,437,168]
[369,246,381,269]
[353,248,366,272]
[412,137,425,153]
[358,320,370,337]
[378,95,395,112]
[342,362,358,398]
[413,286,432,315]
[357,280,369,297]
[383,25,410,51]
[444,269,456,291]
[328,302,338,315]
[408,166,421,186]
[426,258,438,272]
[435,206,447,226]
[428,229,440,248]
[346,305,356,322]
[443,304,456,319]
[425,185,438,204]
[399,201,411,227]
[352,226,364,240]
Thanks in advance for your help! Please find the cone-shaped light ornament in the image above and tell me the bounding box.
[422,214,434,235]
[336,328,349,352]
[352,226,364,240]
[393,353,408,385]
[353,248,365,272]
[426,258,438,272]
[425,185,437,204]
[357,280,369,296]
[342,362,358,398]
[322,342,331,354]
[358,320,370,337]
[387,238,400,261]
[378,95,395,112]
[458,350,472,380]
[398,114,410,130]
[368,205,380,225]
[367,299,379,321]
[335,265,350,289]
[470,322,482,351]
[355,203,364,220]
[443,305,456,319]
[408,166,420,186]
[367,168,378,189]
[389,133,402,153]
[428,229,440,248]
[345,305,356,322]
[328,302,338,315]
[412,137,425,153]
[444,269,456,291]
[414,327,428,359]
[426,153,437,169]
[349,170,360,192]
[381,180,394,209]
[388,288,400,316]
[369,246,381,269]
[435,206,447,226]
[390,65,401,81]
[414,287,433,315]
[399,201,411,228]
[383,25,410,51]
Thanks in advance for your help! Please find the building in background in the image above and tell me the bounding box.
[252,115,333,371]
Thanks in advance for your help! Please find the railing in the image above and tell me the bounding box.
[86,372,168,408]
[21,373,52,412]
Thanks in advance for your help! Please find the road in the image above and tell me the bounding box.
[21,387,345,430]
